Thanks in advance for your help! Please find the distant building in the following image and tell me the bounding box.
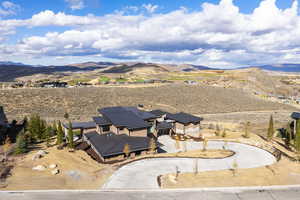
[184,80,198,85]
[41,81,68,88]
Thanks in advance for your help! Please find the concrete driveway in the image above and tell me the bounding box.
[103,136,276,189]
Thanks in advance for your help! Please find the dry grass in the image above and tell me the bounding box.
[0,84,294,122]
[165,149,234,159]
[161,158,300,188]
[1,141,113,190]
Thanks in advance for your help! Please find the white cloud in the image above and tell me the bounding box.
[142,4,158,13]
[2,0,300,68]
[65,0,85,10]
[0,1,20,17]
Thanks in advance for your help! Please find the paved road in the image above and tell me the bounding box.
[1,186,300,200]
[103,136,276,189]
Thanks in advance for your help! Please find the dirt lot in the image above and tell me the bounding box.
[0,84,295,121]
[0,142,114,190]
[161,158,300,188]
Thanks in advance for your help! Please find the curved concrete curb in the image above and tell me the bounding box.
[103,136,277,189]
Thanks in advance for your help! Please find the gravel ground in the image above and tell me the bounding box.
[0,84,295,121]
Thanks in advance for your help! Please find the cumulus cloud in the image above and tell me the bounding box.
[65,0,85,10]
[1,0,300,68]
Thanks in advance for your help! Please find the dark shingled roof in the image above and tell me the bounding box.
[150,109,170,117]
[291,112,300,120]
[123,107,156,120]
[156,121,173,130]
[84,132,155,157]
[63,121,96,129]
[0,106,8,126]
[98,107,151,130]
[92,116,112,126]
[166,112,203,124]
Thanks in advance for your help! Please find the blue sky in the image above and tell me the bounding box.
[0,0,300,68]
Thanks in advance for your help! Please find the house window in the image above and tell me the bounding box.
[102,125,110,132]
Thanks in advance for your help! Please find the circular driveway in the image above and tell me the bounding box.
[102,136,276,189]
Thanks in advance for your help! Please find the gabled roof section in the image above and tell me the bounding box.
[84,132,156,157]
[167,112,203,124]
[291,112,300,120]
[123,107,156,120]
[0,106,8,126]
[92,116,112,126]
[63,121,96,129]
[150,109,170,118]
[98,107,151,130]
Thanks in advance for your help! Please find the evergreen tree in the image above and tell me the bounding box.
[67,121,74,149]
[244,122,250,138]
[45,126,52,147]
[14,133,28,154]
[27,114,46,141]
[285,122,292,147]
[295,119,300,152]
[215,124,221,136]
[222,129,227,138]
[52,121,57,136]
[123,143,130,158]
[149,138,157,154]
[56,121,64,145]
[267,115,274,141]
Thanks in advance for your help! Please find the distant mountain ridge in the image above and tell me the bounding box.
[1,60,300,82]
[254,64,300,72]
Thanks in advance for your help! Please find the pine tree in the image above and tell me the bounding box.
[244,122,250,138]
[202,138,208,151]
[27,114,46,141]
[45,126,52,147]
[149,138,157,154]
[67,121,74,149]
[56,120,64,145]
[295,119,300,152]
[267,115,274,141]
[14,133,28,154]
[123,143,130,158]
[285,122,292,147]
[52,121,57,136]
[215,124,221,136]
[222,129,227,138]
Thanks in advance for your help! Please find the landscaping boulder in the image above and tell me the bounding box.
[32,165,46,171]
[32,154,41,161]
[51,169,59,175]
[36,150,47,156]
[32,150,48,161]
[49,164,57,169]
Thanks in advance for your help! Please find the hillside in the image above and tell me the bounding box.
[0,84,294,121]
[101,63,170,74]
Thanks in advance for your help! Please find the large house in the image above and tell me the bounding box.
[68,106,203,162]
[0,106,8,143]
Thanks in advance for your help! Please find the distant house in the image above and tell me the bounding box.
[184,80,198,85]
[0,106,9,143]
[41,81,68,88]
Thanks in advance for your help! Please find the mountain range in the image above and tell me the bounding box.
[0,61,300,82]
